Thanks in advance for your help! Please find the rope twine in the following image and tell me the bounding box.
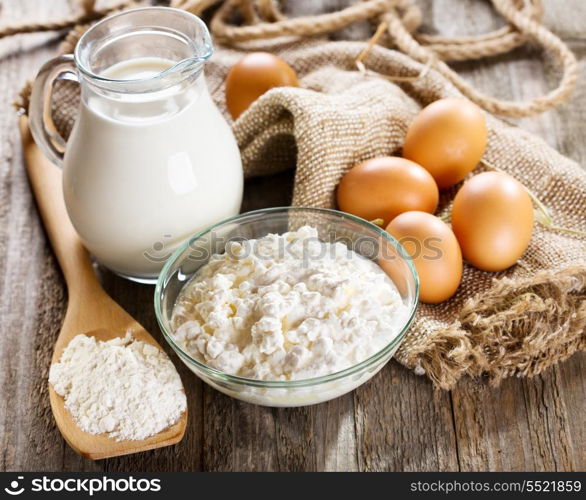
[4,0,579,118]
[0,0,139,39]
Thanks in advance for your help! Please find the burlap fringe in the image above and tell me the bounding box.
[15,81,32,113]
[460,266,586,381]
[409,267,585,390]
[403,323,487,390]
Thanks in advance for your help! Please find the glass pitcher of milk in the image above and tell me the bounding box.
[29,7,243,283]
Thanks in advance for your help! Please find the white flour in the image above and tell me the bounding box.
[49,333,186,441]
[171,226,409,381]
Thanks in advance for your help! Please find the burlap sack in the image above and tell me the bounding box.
[17,3,585,389]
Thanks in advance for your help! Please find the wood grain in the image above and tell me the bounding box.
[354,362,459,472]
[0,0,584,472]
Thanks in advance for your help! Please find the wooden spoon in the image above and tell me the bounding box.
[19,117,187,460]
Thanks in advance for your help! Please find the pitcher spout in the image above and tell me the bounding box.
[74,7,213,94]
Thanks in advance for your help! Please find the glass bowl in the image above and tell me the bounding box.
[155,207,419,407]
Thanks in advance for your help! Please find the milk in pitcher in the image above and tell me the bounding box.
[30,8,243,283]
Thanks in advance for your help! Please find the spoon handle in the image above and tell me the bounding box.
[20,117,98,293]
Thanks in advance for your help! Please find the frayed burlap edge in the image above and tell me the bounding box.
[461,266,586,381]
[400,266,585,389]
[398,321,488,390]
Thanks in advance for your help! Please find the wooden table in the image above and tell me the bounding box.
[0,0,584,472]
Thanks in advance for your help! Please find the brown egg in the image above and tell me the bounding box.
[337,157,439,226]
[225,52,299,120]
[386,211,463,304]
[451,171,534,271]
[403,98,487,188]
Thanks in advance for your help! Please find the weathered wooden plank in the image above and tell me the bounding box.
[354,362,459,472]
[557,354,586,470]
[273,406,318,471]
[314,394,359,471]
[0,0,80,473]
[521,366,578,471]
[451,356,583,472]
[451,378,537,471]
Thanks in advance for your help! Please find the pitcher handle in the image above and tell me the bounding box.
[29,55,78,168]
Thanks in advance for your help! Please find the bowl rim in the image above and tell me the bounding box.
[154,206,419,388]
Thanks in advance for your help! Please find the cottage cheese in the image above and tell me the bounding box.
[171,226,409,381]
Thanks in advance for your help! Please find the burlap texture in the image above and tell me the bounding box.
[34,35,586,390]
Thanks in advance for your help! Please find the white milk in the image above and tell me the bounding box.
[63,57,243,280]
